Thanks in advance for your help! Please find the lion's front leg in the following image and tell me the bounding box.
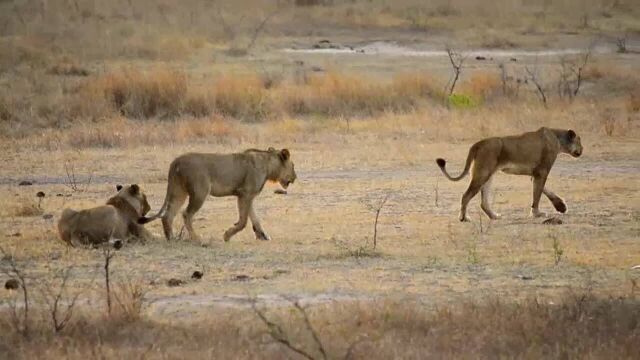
[249,205,270,241]
[224,196,252,242]
[530,171,549,218]
[542,187,567,214]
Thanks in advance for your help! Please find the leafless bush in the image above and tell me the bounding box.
[250,296,340,360]
[525,64,548,108]
[102,245,117,315]
[41,267,81,333]
[0,246,30,337]
[63,161,92,192]
[557,48,592,100]
[370,193,390,251]
[445,47,465,96]
[616,34,628,53]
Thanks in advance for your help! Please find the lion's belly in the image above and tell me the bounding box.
[209,184,236,197]
[499,162,534,176]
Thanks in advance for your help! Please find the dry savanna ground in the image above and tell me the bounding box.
[1,0,640,359]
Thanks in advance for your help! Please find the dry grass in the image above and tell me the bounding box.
[0,294,637,359]
[27,115,238,150]
[2,199,44,218]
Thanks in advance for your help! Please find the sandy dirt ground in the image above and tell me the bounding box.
[1,129,638,321]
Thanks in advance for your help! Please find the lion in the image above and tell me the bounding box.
[138,147,296,242]
[436,127,583,222]
[58,184,152,246]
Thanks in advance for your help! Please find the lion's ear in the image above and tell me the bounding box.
[567,130,576,140]
[116,184,123,191]
[279,149,290,161]
[129,184,140,195]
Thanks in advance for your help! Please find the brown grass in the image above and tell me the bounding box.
[0,294,637,359]
[3,199,44,218]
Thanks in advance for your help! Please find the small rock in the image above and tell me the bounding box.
[5,279,19,290]
[517,275,534,280]
[112,240,123,250]
[18,181,33,186]
[543,217,563,225]
[191,271,204,280]
[233,274,251,282]
[475,56,486,60]
[36,191,45,198]
[56,193,64,197]
[9,232,21,237]
[274,189,288,195]
[510,57,517,62]
[167,278,184,287]
[42,214,54,220]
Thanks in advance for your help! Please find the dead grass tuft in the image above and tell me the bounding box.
[4,200,44,218]
[47,61,89,77]
[459,71,503,102]
[213,75,272,121]
[83,68,189,119]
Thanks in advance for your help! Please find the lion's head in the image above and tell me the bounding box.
[564,129,583,158]
[268,148,297,189]
[113,184,150,216]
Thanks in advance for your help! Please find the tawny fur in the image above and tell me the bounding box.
[139,148,297,242]
[58,184,152,246]
[436,127,583,222]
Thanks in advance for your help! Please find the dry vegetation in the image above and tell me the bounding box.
[1,292,638,359]
[1,0,640,358]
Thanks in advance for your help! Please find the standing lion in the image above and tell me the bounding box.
[139,148,297,242]
[58,184,152,246]
[436,127,583,221]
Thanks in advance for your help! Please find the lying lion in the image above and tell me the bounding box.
[139,147,297,242]
[436,127,583,222]
[58,184,152,246]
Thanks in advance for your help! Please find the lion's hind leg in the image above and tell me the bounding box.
[480,176,501,220]
[459,156,497,222]
[182,190,208,241]
[162,190,187,241]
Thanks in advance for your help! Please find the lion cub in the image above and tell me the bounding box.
[58,184,152,246]
[436,127,582,221]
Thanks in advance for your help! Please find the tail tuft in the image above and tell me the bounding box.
[138,217,151,225]
[436,158,446,168]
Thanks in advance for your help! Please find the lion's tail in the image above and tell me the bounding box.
[436,144,477,182]
[138,196,167,225]
[138,163,178,225]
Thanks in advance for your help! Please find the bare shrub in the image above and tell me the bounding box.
[445,47,466,96]
[41,267,81,333]
[0,246,30,337]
